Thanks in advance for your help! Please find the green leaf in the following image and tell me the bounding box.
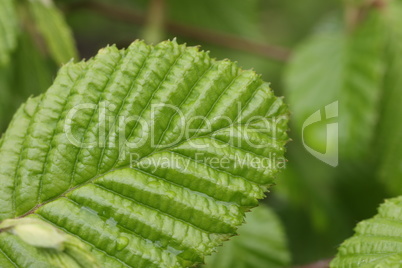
[203,205,290,268]
[0,0,19,66]
[331,196,402,267]
[285,11,385,160]
[375,1,402,196]
[27,0,78,64]
[0,40,288,267]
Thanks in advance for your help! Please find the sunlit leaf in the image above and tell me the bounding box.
[0,40,288,267]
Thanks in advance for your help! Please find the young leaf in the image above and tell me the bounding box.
[331,196,402,267]
[0,40,288,267]
[203,205,291,268]
[0,0,19,66]
[0,217,100,267]
[27,0,78,64]
[0,218,66,249]
[285,11,385,160]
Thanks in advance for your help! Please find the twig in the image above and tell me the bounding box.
[344,0,387,32]
[143,0,166,43]
[371,0,387,9]
[166,23,291,62]
[293,259,332,268]
[65,1,291,62]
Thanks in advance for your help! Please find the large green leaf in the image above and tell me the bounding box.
[0,40,288,267]
[27,0,78,64]
[203,205,290,268]
[331,196,402,267]
[0,0,19,66]
[375,1,402,196]
[285,11,385,160]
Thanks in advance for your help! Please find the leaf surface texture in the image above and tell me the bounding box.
[0,40,288,267]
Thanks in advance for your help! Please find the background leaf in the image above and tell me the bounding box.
[0,0,19,66]
[276,7,389,263]
[203,205,290,268]
[285,11,385,160]
[331,196,402,268]
[0,33,55,133]
[0,65,12,132]
[12,32,55,104]
[375,0,402,196]
[28,0,78,64]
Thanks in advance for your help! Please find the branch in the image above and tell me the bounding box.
[142,0,166,43]
[65,1,291,62]
[371,0,386,9]
[344,0,386,32]
[293,259,332,268]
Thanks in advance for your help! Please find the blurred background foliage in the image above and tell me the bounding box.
[1,0,401,267]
